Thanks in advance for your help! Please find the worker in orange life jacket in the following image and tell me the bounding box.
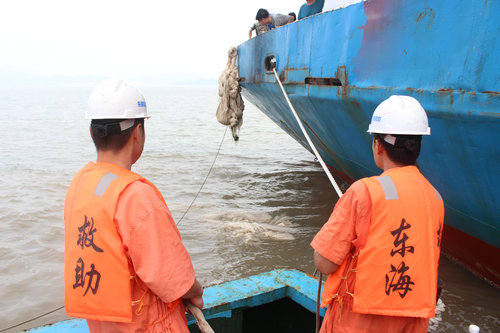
[311,95,444,333]
[64,79,204,333]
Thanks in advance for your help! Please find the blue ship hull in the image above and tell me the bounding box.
[238,0,500,285]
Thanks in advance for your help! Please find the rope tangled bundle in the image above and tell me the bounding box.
[217,46,244,141]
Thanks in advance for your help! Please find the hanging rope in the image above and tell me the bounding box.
[0,305,65,332]
[177,127,227,226]
[216,46,245,141]
[315,269,323,333]
[271,60,344,333]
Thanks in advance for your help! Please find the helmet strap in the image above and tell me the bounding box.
[119,119,135,131]
[383,134,397,146]
[91,119,136,137]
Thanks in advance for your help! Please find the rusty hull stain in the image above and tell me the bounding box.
[484,91,500,96]
[416,7,436,30]
[405,87,425,94]
[437,88,455,106]
[335,65,350,99]
[280,66,309,85]
[279,71,286,82]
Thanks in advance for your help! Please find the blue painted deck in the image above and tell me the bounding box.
[25,320,88,333]
[237,0,500,285]
[26,269,324,332]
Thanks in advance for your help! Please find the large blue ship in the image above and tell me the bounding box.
[237,0,500,286]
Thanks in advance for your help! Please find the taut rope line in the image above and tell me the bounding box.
[271,60,344,333]
[271,61,343,198]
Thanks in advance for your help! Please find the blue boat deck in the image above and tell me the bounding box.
[26,269,324,332]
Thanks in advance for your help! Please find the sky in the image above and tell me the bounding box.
[0,0,358,84]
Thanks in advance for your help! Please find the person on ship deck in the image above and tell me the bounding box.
[64,79,204,333]
[249,8,294,39]
[312,95,444,333]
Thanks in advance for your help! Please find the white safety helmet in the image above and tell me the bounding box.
[86,79,150,120]
[367,95,431,135]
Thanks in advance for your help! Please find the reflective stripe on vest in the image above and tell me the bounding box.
[377,176,399,200]
[94,172,119,196]
[320,166,444,318]
[64,162,167,322]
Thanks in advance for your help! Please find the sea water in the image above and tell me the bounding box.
[0,85,498,332]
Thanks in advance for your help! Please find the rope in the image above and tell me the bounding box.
[0,305,65,332]
[271,64,343,198]
[316,271,322,333]
[271,61,344,333]
[176,127,227,226]
[217,46,244,141]
[0,128,227,332]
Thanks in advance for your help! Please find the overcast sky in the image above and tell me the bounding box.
[0,0,359,82]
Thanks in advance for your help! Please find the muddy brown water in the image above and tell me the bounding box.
[1,86,498,332]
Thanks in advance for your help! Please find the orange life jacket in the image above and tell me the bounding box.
[64,162,167,322]
[321,166,444,318]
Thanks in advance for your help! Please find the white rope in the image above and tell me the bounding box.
[315,269,322,333]
[271,61,344,333]
[0,306,65,332]
[177,127,227,226]
[271,64,343,198]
